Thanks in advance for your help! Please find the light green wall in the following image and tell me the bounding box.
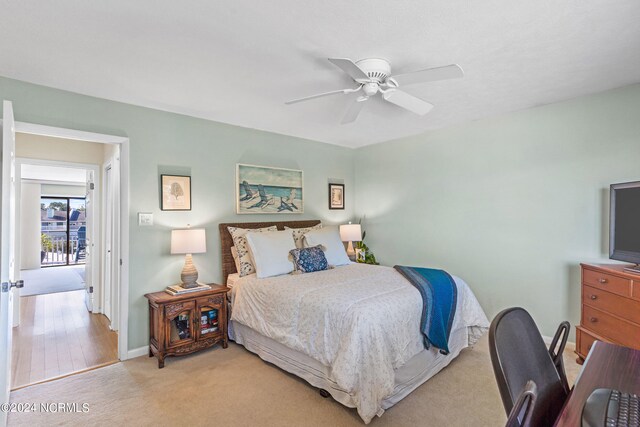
[355,84,640,338]
[3,75,638,348]
[0,77,355,350]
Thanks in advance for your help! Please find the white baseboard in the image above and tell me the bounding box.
[542,335,576,352]
[126,346,149,360]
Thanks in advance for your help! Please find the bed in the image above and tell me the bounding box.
[219,220,489,424]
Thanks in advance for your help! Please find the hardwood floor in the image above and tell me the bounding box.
[11,290,118,389]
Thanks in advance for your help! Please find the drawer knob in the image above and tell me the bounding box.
[598,278,608,284]
[590,295,598,300]
[590,317,598,323]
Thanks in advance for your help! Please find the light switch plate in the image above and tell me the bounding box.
[138,212,154,226]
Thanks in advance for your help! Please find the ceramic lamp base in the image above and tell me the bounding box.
[346,241,356,261]
[180,254,199,288]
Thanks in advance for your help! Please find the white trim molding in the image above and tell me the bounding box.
[14,122,128,145]
[127,346,149,360]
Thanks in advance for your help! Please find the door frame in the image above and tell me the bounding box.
[13,158,102,318]
[15,157,100,321]
[10,121,130,362]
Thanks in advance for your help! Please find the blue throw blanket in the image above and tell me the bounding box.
[394,266,458,354]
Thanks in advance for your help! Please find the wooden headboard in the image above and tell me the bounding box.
[218,220,321,284]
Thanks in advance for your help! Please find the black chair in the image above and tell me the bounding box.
[489,307,570,426]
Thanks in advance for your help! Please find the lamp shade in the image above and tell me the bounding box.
[171,229,207,254]
[339,223,362,242]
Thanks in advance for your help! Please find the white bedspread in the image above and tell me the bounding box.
[230,263,489,423]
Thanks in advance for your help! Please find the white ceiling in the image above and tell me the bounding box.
[21,164,86,184]
[1,1,639,148]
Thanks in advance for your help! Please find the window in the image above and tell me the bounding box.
[41,197,87,267]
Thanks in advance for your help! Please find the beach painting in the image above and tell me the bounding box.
[236,164,303,214]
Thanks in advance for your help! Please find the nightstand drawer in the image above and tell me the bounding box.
[583,268,631,297]
[582,285,640,325]
[582,305,640,349]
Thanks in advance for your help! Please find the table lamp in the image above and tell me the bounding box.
[339,222,362,261]
[171,228,206,288]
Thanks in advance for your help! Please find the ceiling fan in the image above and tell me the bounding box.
[285,58,464,124]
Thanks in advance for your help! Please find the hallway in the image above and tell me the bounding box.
[11,290,118,389]
[20,265,85,297]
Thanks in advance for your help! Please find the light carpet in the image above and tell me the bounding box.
[20,266,85,297]
[8,334,581,426]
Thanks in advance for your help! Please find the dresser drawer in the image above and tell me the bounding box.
[582,305,640,349]
[583,268,631,297]
[576,327,599,358]
[634,282,640,301]
[582,285,640,325]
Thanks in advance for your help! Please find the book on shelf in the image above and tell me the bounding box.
[199,309,219,334]
[165,283,211,296]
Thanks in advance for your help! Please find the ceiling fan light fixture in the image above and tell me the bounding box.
[354,58,391,82]
[285,57,464,123]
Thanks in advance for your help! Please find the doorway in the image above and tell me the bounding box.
[10,136,120,389]
[1,105,130,414]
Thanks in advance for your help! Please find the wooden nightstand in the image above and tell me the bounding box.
[145,285,229,368]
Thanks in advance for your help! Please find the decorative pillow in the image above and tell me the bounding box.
[245,229,296,279]
[230,246,241,273]
[285,223,322,249]
[304,226,351,267]
[289,245,328,273]
[228,226,277,276]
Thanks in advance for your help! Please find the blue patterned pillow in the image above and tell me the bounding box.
[289,245,328,273]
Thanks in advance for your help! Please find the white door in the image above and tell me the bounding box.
[1,100,20,425]
[84,169,94,311]
[110,148,120,331]
[103,165,112,322]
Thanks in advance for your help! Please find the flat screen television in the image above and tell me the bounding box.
[610,181,640,272]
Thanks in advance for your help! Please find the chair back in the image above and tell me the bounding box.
[489,307,568,426]
[258,184,267,200]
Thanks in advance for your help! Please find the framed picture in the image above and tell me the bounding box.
[236,164,303,214]
[329,183,345,210]
[161,175,192,211]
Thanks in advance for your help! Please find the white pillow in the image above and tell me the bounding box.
[245,229,297,278]
[285,223,322,248]
[304,226,351,266]
[230,246,241,273]
[228,225,277,276]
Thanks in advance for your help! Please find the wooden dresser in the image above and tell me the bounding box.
[576,263,640,363]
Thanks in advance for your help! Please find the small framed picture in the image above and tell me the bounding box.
[328,183,345,210]
[161,175,192,211]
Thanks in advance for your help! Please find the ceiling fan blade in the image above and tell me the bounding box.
[285,89,348,105]
[328,58,370,83]
[341,99,366,124]
[382,90,434,116]
[389,64,464,87]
